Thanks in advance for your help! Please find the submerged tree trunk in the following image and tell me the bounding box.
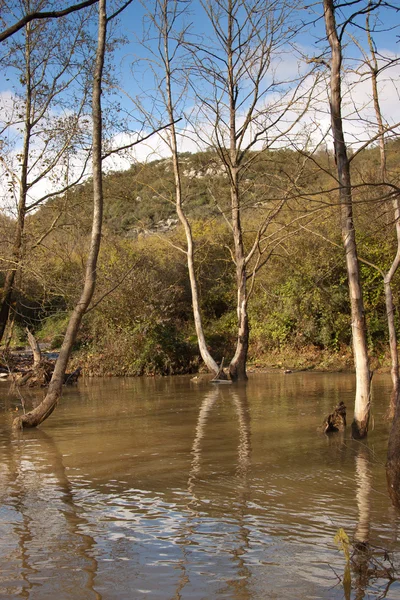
[229,241,249,381]
[353,446,372,598]
[387,403,400,507]
[13,0,107,429]
[324,0,370,438]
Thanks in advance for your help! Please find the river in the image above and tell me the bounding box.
[0,372,399,599]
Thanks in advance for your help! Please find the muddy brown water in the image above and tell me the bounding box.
[1,372,400,599]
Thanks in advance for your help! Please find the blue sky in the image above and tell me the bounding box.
[0,0,399,208]
[1,0,399,107]
[1,0,399,130]
[108,0,400,142]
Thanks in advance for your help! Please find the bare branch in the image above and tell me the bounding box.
[0,0,99,43]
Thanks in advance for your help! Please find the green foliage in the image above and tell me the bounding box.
[4,143,400,372]
[129,322,197,376]
[249,231,353,356]
[79,320,197,376]
[8,322,26,348]
[37,314,71,349]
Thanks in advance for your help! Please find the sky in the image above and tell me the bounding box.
[0,0,399,212]
[103,0,400,165]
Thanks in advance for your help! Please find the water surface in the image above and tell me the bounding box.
[0,372,399,599]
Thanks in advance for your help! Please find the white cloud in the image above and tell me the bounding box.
[1,50,399,215]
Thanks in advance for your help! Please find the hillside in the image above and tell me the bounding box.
[2,142,400,375]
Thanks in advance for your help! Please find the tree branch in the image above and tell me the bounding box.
[0,0,99,43]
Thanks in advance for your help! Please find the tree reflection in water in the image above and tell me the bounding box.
[338,443,399,600]
[7,429,101,599]
[173,385,252,600]
[352,444,372,600]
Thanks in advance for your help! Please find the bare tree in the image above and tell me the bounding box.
[323,0,371,438]
[188,0,316,380]
[0,0,97,343]
[141,0,222,377]
[0,0,99,42]
[11,0,175,428]
[360,12,400,419]
[13,0,108,429]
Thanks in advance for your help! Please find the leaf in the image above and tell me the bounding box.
[334,528,351,564]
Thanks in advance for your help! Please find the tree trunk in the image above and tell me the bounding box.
[385,280,400,419]
[0,24,32,343]
[188,245,222,376]
[162,9,220,377]
[324,0,370,438]
[0,282,14,343]
[176,183,221,376]
[366,15,400,419]
[227,4,248,382]
[353,446,372,597]
[386,262,400,504]
[4,312,15,351]
[229,184,249,382]
[26,328,42,368]
[13,0,107,430]
[354,446,371,548]
[387,400,400,508]
[184,213,221,376]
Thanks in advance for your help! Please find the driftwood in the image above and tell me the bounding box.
[12,330,51,387]
[211,357,229,381]
[13,362,82,387]
[11,330,82,388]
[12,359,54,387]
[322,401,347,433]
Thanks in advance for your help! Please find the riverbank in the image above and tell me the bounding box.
[62,344,395,376]
[1,343,392,379]
[249,345,393,374]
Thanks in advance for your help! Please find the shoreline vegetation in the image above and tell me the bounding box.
[0,343,395,381]
[1,144,400,384]
[73,346,395,377]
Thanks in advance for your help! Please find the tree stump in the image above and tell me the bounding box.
[322,401,347,433]
[63,367,82,385]
[211,357,228,381]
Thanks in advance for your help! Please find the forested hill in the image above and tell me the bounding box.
[102,152,223,234]
[3,142,400,375]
